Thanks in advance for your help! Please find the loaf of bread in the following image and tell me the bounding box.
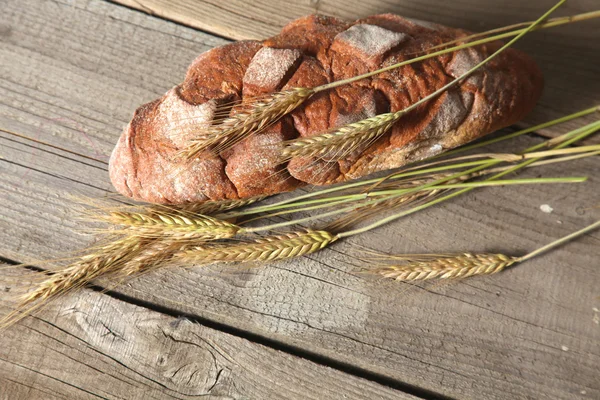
[109,14,543,204]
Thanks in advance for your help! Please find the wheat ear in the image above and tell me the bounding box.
[374,253,518,281]
[281,113,401,160]
[0,236,144,327]
[178,230,337,264]
[370,220,600,282]
[106,211,241,240]
[326,170,483,231]
[23,236,153,301]
[328,190,444,232]
[184,88,313,158]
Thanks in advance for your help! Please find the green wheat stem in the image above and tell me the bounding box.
[337,119,600,239]
[426,11,600,52]
[241,176,585,233]
[240,177,586,224]
[244,151,599,220]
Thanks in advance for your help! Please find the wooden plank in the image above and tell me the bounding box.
[1,1,600,399]
[110,0,600,141]
[0,268,414,400]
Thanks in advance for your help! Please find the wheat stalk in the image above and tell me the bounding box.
[281,113,401,160]
[183,88,314,158]
[426,11,600,52]
[178,230,337,263]
[373,253,519,281]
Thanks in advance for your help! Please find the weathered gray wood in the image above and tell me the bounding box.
[1,268,414,400]
[111,0,600,142]
[1,1,600,399]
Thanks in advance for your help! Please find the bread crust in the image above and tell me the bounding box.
[109,14,543,204]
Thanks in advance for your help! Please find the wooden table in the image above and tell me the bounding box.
[1,1,599,399]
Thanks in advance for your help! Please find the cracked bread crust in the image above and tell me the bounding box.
[109,13,543,204]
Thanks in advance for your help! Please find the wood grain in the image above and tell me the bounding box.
[0,268,413,400]
[110,0,600,142]
[1,0,599,399]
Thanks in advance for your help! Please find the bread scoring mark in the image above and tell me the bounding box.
[332,102,377,129]
[180,40,263,106]
[243,47,303,95]
[159,88,217,148]
[446,48,486,106]
[223,118,301,197]
[333,24,409,59]
[320,90,382,162]
[347,138,444,179]
[419,89,468,140]
[282,56,332,137]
